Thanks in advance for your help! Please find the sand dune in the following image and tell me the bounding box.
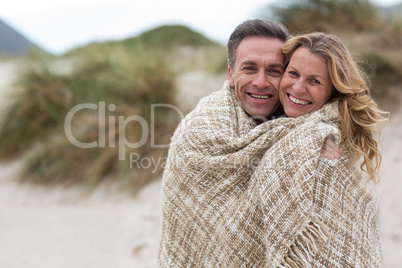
[0,64,401,267]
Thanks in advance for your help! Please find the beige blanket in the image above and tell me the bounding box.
[158,81,381,267]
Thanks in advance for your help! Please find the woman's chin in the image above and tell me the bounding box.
[284,107,305,118]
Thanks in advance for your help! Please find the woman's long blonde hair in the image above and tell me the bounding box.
[282,32,388,183]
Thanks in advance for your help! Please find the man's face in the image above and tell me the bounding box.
[228,36,284,120]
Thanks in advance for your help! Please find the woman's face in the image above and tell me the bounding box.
[279,47,334,118]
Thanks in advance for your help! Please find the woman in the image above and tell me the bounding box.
[279,32,387,183]
[257,32,389,267]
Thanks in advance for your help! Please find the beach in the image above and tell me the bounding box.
[0,62,401,268]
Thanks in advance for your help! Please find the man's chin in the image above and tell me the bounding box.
[244,111,270,123]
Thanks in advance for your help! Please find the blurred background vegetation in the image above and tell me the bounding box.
[265,0,402,107]
[0,0,400,193]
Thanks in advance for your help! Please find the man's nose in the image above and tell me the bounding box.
[252,69,269,89]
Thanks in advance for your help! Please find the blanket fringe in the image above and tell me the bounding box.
[279,220,330,268]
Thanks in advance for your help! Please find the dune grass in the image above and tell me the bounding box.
[0,45,178,191]
[268,0,380,33]
[0,24,228,192]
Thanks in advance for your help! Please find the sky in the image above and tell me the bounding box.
[0,0,400,55]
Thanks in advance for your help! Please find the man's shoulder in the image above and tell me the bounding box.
[193,80,232,108]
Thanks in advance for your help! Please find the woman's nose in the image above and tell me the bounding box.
[292,79,307,93]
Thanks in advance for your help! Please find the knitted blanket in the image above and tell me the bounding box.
[158,81,382,267]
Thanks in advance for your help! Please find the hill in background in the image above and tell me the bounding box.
[65,25,228,74]
[0,19,44,56]
[122,25,219,49]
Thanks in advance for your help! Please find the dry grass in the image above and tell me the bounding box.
[0,25,228,193]
[0,45,178,192]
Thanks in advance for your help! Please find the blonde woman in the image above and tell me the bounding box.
[279,32,387,183]
[259,32,389,267]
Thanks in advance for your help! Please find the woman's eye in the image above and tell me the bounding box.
[289,71,298,76]
[312,79,321,84]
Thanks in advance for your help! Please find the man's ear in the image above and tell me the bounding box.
[228,66,234,88]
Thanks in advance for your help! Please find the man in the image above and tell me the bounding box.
[158,19,338,267]
[227,19,287,123]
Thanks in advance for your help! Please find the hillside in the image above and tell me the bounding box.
[0,18,43,56]
[65,25,227,74]
[122,25,220,49]
[66,25,223,54]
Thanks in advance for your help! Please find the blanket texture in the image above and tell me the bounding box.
[158,81,381,267]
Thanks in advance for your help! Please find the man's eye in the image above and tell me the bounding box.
[243,66,255,72]
[267,69,282,77]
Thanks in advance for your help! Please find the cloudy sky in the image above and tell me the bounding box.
[0,0,399,55]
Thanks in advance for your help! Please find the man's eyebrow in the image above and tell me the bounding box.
[270,63,284,68]
[240,60,257,66]
[240,61,284,68]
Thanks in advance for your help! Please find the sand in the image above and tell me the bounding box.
[0,63,401,267]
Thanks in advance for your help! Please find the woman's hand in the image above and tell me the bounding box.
[320,135,342,159]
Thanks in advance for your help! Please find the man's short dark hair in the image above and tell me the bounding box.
[227,19,289,68]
